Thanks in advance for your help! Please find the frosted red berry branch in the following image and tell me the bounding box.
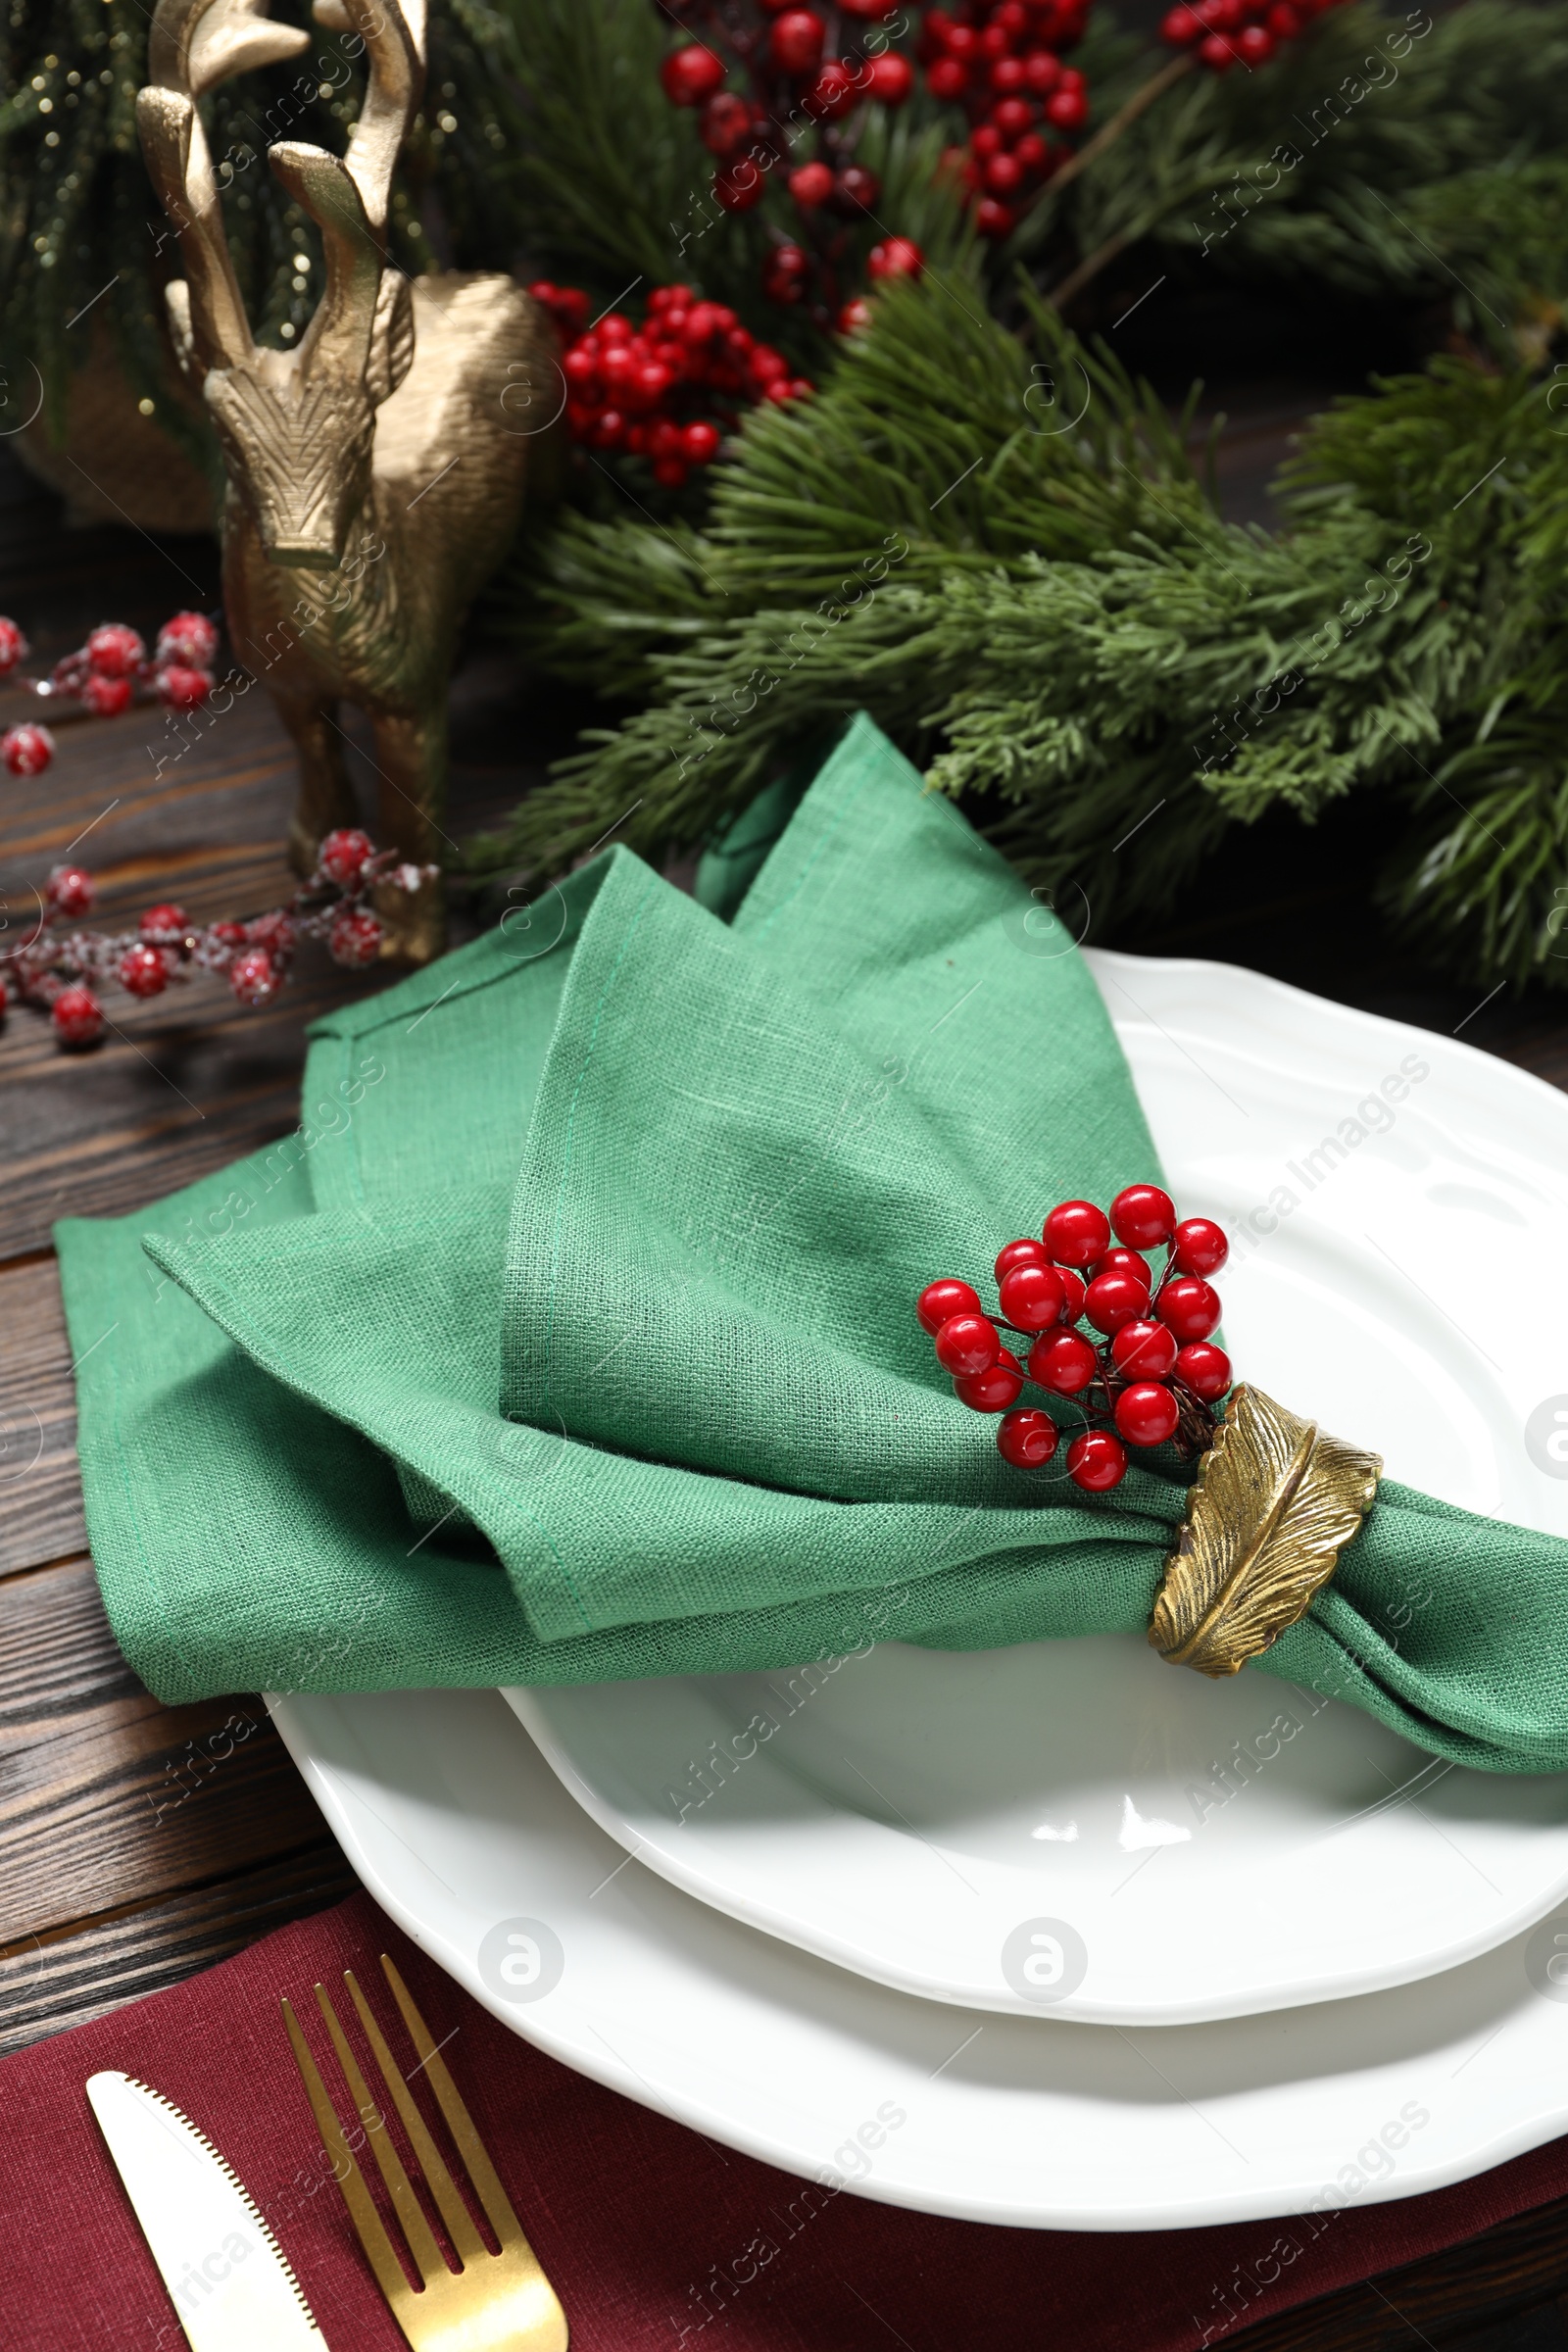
[0,829,430,1053]
[917,1182,1233,1492]
[0,613,222,777]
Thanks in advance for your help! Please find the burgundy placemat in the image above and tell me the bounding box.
[4,1890,1566,2350]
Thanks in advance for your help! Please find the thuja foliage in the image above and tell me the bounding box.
[0,0,530,456]
[477,271,1568,989]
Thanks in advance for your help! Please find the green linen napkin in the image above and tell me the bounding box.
[55,716,1568,1774]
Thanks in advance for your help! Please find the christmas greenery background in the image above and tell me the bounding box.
[3,0,1567,984]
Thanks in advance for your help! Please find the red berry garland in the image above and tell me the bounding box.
[653,0,929,321]
[917,1182,1235,1491]
[531,281,812,489]
[1160,0,1347,70]
[0,835,435,1054]
[919,0,1093,240]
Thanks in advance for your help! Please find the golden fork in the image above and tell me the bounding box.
[282,1952,568,2352]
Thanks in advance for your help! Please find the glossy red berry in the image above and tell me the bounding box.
[1045,84,1088,128]
[318,827,374,888]
[1094,1247,1152,1290]
[1162,2,1201,34]
[85,622,145,677]
[1171,1216,1229,1278]
[139,903,188,941]
[863,50,912,101]
[995,1236,1050,1286]
[1109,1183,1175,1250]
[1198,30,1235,67]
[1237,23,1274,60]
[1055,1266,1086,1325]
[229,946,279,1007]
[789,160,835,206]
[661,43,726,103]
[1155,1276,1222,1343]
[998,1260,1066,1333]
[52,985,104,1048]
[682,420,722,465]
[956,1347,1024,1412]
[0,616,26,672]
[3,721,54,775]
[806,60,857,115]
[1111,1318,1177,1380]
[974,198,1016,239]
[917,1276,983,1335]
[1022,47,1063,89]
[1083,1270,1151,1336]
[157,611,220,668]
[1067,1428,1127,1492]
[926,54,967,95]
[118,943,169,998]
[1114,1381,1180,1448]
[329,907,383,967]
[1028,1327,1098,1396]
[47,863,94,917]
[833,164,881,210]
[1176,1342,1233,1400]
[701,90,755,156]
[867,237,923,280]
[1043,1198,1110,1267]
[158,663,212,710]
[768,9,825,71]
[998,1407,1058,1468]
[934,1312,1001,1378]
[714,160,766,211]
[80,670,133,716]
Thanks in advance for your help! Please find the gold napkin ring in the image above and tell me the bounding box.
[1149,1384,1382,1679]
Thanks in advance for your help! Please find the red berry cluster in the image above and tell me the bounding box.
[0,611,220,776]
[918,0,1091,239]
[531,281,811,488]
[917,1184,1234,1492]
[657,1,925,321]
[0,829,425,1053]
[1160,0,1342,71]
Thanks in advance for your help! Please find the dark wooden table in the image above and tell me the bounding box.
[5,420,1568,2351]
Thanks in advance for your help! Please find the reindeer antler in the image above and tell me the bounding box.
[138,0,312,369]
[315,0,425,244]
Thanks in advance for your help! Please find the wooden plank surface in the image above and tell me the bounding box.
[4,411,1568,2352]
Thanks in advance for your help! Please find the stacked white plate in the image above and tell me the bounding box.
[273,951,1568,2230]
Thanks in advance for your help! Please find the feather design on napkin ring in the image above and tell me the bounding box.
[1150,1385,1383,1678]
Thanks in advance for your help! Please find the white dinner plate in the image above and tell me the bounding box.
[270,1680,1568,2231]
[505,950,1568,2026]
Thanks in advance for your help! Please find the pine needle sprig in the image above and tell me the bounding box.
[479,277,1568,992]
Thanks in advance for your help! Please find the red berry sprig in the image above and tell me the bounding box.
[655,0,927,322]
[0,828,429,1054]
[919,0,1092,240]
[916,1182,1234,1492]
[1160,0,1345,71]
[531,281,811,489]
[0,611,221,775]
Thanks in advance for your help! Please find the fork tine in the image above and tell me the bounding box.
[280,1996,417,2325]
[314,1979,450,2290]
[380,1953,531,2253]
[342,1967,489,2266]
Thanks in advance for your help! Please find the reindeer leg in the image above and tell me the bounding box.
[366,704,448,964]
[272,694,359,878]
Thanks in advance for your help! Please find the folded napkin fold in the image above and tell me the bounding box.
[56,715,1568,1771]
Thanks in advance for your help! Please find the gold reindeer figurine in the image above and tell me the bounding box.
[137,0,552,959]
